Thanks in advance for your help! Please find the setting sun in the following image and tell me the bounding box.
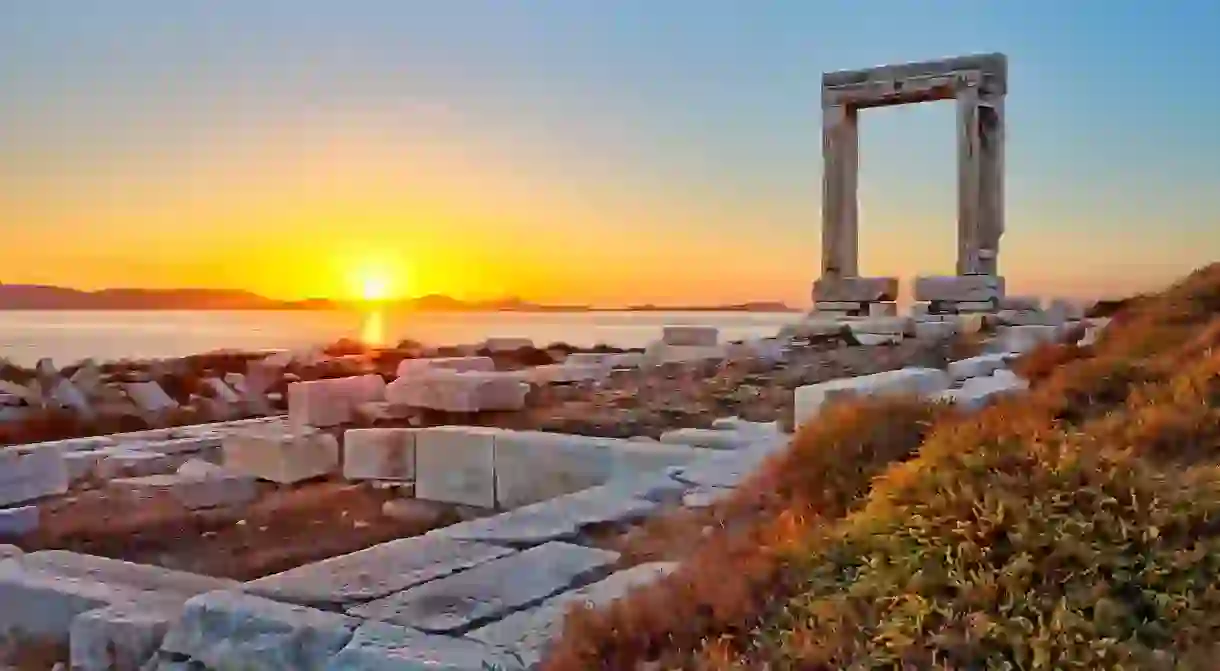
[360,273,392,301]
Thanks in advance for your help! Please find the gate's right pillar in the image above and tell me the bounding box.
[955,75,1006,276]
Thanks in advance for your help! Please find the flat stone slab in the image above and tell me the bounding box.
[160,590,360,671]
[21,550,238,599]
[110,473,258,510]
[668,448,775,490]
[348,542,619,634]
[661,325,718,347]
[947,352,1015,380]
[433,484,661,546]
[325,621,523,671]
[467,562,677,669]
[243,537,515,609]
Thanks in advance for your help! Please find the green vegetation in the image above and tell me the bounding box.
[544,264,1220,670]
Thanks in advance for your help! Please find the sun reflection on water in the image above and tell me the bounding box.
[360,309,386,347]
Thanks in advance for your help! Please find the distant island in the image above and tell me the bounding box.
[0,284,798,313]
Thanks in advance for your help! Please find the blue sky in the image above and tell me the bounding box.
[1,1,1217,304]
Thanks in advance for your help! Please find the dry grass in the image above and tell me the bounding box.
[544,262,1220,670]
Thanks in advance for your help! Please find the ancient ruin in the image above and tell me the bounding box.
[814,52,1008,315]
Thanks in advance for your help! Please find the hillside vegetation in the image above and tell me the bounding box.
[544,264,1220,670]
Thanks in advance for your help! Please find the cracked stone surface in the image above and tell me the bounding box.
[347,542,619,634]
[243,537,515,608]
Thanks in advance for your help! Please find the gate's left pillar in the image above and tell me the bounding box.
[821,103,858,279]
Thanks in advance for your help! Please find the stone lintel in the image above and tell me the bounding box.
[823,71,976,108]
[823,52,1007,94]
[812,276,899,303]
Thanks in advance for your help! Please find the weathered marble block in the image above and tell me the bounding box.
[160,590,360,671]
[386,372,529,413]
[467,562,677,669]
[327,621,523,670]
[482,337,535,352]
[913,275,1005,302]
[70,602,177,671]
[812,276,899,302]
[997,324,1062,353]
[526,364,606,384]
[794,367,951,428]
[491,432,704,510]
[395,356,496,378]
[343,428,417,482]
[111,472,258,510]
[661,325,719,347]
[414,427,499,508]
[223,428,339,484]
[347,542,619,634]
[937,371,1029,411]
[0,505,39,537]
[947,353,1016,380]
[124,381,179,413]
[0,446,69,506]
[658,428,755,451]
[243,536,514,608]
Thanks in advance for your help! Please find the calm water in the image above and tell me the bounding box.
[0,310,799,367]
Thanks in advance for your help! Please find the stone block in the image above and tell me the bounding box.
[434,485,661,547]
[348,542,619,634]
[953,300,999,313]
[845,316,912,335]
[642,342,727,365]
[202,377,241,404]
[913,275,1004,302]
[111,473,258,510]
[658,428,754,451]
[0,505,38,537]
[661,325,718,347]
[813,301,866,313]
[0,446,69,507]
[667,447,775,489]
[563,353,616,367]
[0,544,21,561]
[70,603,174,671]
[525,364,606,384]
[997,324,1062,353]
[793,367,951,428]
[606,352,645,368]
[160,590,360,671]
[937,372,1029,411]
[0,551,235,644]
[95,450,187,480]
[395,356,496,378]
[496,432,704,510]
[778,318,848,339]
[467,562,677,669]
[812,276,899,302]
[63,450,105,484]
[343,428,417,482]
[682,486,735,509]
[386,372,529,412]
[483,337,535,352]
[867,302,898,317]
[852,332,904,346]
[913,321,958,341]
[414,427,498,508]
[947,353,1014,380]
[288,380,352,428]
[999,295,1041,311]
[243,536,514,609]
[123,382,178,413]
[140,436,223,455]
[325,621,522,671]
[223,428,339,484]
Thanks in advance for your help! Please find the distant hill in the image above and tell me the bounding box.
[0,284,797,312]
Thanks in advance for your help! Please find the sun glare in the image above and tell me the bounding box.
[361,274,391,302]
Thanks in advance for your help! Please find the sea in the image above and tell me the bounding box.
[0,310,800,367]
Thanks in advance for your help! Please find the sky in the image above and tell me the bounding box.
[2,1,1218,307]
